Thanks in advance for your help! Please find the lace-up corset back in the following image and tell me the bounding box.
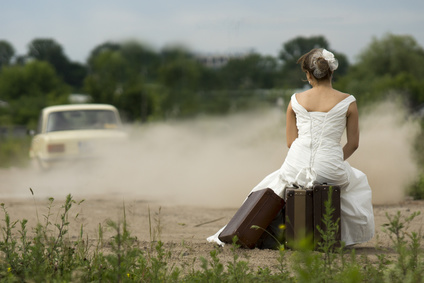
[284,94,356,187]
[292,94,355,149]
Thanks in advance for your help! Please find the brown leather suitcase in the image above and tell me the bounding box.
[218,188,285,249]
[285,188,314,248]
[312,184,341,247]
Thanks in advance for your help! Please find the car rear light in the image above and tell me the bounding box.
[47,143,65,153]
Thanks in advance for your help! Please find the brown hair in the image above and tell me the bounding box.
[297,48,332,81]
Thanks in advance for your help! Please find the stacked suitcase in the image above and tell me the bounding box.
[218,188,285,249]
[285,188,314,247]
[217,184,341,250]
[285,184,341,249]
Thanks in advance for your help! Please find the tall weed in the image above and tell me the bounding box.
[1,192,423,282]
[382,210,423,282]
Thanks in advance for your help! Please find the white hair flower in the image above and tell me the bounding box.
[322,49,338,71]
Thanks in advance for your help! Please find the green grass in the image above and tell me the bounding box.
[0,137,31,168]
[0,193,423,282]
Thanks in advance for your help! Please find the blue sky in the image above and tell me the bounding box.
[1,0,424,64]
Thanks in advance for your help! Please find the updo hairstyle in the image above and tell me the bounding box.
[297,48,333,81]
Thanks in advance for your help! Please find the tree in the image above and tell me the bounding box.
[357,34,424,78]
[279,36,329,63]
[84,49,128,105]
[335,34,424,108]
[28,38,69,74]
[158,46,203,117]
[220,52,279,90]
[278,35,348,88]
[85,41,166,121]
[87,41,121,68]
[0,40,15,68]
[0,61,69,127]
[120,41,160,83]
[27,38,87,90]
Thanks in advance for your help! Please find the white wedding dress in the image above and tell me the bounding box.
[208,94,375,247]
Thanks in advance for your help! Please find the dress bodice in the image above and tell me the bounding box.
[291,94,356,148]
[281,94,357,188]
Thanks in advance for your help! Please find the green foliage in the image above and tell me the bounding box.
[0,40,15,68]
[0,137,31,168]
[410,173,424,200]
[381,211,424,282]
[315,187,343,273]
[84,41,166,121]
[358,34,424,78]
[27,38,87,90]
[0,61,69,127]
[2,33,424,125]
[219,53,279,90]
[84,49,128,104]
[278,35,350,88]
[279,35,329,63]
[408,115,424,200]
[226,237,251,281]
[1,194,424,282]
[158,48,203,118]
[334,34,424,108]
[0,194,85,281]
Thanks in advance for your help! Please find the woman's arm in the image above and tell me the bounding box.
[343,102,359,160]
[286,101,298,148]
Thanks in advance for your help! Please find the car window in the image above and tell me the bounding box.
[46,110,119,132]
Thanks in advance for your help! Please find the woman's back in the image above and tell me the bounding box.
[284,93,356,187]
[295,88,350,113]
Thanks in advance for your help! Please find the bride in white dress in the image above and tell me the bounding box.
[208,48,374,247]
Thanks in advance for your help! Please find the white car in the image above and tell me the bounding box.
[29,104,127,170]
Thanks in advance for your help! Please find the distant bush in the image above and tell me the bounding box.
[0,137,31,168]
[409,118,424,200]
[409,173,424,200]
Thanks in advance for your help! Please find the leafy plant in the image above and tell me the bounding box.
[382,210,424,282]
[409,173,424,200]
[1,190,424,282]
[315,187,344,272]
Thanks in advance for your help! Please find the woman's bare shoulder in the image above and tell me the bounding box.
[333,89,350,99]
[295,89,314,99]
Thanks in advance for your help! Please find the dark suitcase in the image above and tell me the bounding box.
[312,184,341,247]
[218,188,285,249]
[285,188,314,249]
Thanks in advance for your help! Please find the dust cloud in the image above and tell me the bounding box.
[0,100,420,207]
[348,100,420,205]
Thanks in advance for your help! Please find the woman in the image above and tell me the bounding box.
[208,48,374,247]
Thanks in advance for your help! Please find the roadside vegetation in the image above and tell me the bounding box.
[0,136,31,168]
[1,33,423,198]
[0,194,423,282]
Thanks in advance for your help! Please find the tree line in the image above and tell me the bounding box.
[0,34,424,129]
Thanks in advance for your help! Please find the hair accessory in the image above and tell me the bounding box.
[310,48,339,79]
[322,49,338,71]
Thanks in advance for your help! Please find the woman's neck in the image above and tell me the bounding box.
[312,79,332,89]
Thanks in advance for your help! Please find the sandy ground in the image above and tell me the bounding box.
[1,188,424,272]
[1,103,423,271]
